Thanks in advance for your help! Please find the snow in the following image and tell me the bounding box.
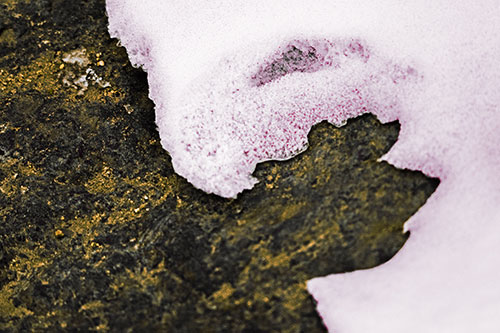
[106,1,500,331]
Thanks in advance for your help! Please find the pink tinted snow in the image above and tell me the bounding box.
[106,0,500,332]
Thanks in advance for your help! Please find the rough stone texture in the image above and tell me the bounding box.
[0,1,438,332]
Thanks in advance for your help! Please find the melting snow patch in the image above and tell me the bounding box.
[106,1,500,332]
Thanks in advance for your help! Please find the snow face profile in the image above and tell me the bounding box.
[106,1,500,332]
[161,37,420,198]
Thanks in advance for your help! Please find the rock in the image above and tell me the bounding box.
[0,1,437,331]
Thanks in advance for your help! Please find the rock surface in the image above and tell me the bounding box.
[0,1,437,331]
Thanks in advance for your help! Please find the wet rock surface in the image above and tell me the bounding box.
[0,1,438,332]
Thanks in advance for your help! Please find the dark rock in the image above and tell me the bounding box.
[0,1,438,332]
